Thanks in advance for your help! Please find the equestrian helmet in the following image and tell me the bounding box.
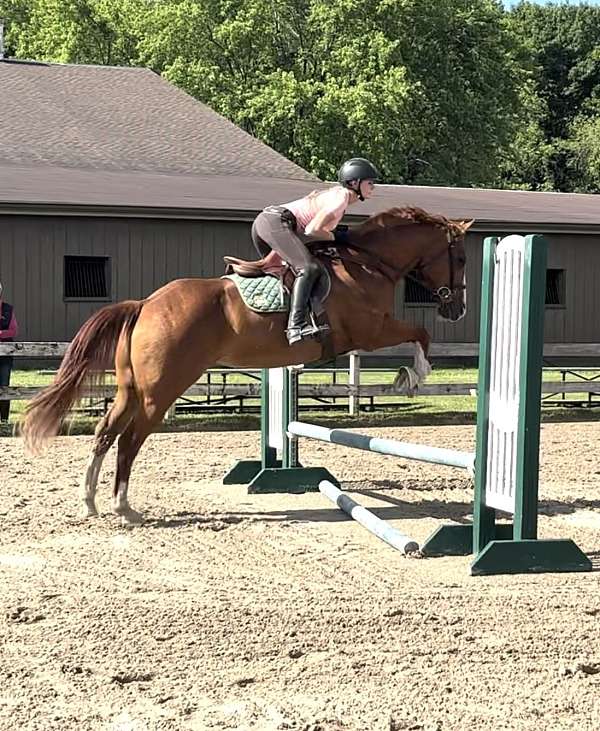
[337,158,380,186]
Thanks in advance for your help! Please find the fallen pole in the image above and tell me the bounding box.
[319,480,419,555]
[288,421,475,471]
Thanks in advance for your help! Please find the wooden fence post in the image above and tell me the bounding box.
[348,351,360,415]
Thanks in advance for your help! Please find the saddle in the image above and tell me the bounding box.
[223,247,334,353]
[224,250,297,290]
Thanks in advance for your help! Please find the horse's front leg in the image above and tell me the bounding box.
[366,318,432,396]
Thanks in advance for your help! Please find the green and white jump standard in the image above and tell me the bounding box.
[421,235,591,573]
[223,366,338,492]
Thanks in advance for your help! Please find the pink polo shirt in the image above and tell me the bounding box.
[284,186,351,234]
[0,303,18,341]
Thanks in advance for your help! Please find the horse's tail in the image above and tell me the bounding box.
[21,300,143,452]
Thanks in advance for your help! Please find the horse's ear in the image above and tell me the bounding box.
[459,219,474,232]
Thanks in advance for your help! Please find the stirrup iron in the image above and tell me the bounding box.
[286,320,330,345]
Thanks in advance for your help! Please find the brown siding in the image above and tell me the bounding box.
[0,215,255,341]
[393,231,600,344]
[542,232,600,343]
[1,216,599,345]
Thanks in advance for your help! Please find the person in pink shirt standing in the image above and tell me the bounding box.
[0,282,19,422]
[252,157,379,345]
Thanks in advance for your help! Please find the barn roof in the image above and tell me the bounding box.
[0,59,315,181]
[2,162,600,234]
[368,184,600,232]
[1,59,600,233]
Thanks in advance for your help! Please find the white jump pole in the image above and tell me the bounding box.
[319,480,419,555]
[289,421,475,471]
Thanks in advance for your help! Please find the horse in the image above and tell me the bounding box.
[21,206,471,523]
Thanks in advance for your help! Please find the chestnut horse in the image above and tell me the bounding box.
[21,206,471,523]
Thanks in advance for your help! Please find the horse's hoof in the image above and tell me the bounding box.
[393,367,419,396]
[81,501,98,518]
[393,370,405,388]
[114,505,144,525]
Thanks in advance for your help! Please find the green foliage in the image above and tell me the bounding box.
[136,0,526,185]
[0,0,145,64]
[569,114,600,192]
[2,0,600,191]
[500,2,600,191]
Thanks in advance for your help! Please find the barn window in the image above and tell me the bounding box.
[64,256,111,300]
[545,269,565,306]
[404,272,436,305]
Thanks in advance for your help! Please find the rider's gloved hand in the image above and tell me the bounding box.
[333,226,350,245]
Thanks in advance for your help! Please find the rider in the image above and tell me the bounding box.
[0,282,18,422]
[251,157,379,345]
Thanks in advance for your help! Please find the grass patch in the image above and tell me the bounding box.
[2,366,599,439]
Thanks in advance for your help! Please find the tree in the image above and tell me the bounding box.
[0,0,144,65]
[1,0,528,187]
[138,0,527,185]
[502,2,600,191]
[569,114,600,192]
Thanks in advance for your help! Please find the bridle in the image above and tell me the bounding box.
[404,232,466,305]
[323,230,466,305]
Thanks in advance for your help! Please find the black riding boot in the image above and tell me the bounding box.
[286,264,322,345]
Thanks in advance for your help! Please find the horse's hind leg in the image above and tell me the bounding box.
[81,386,138,517]
[111,388,180,524]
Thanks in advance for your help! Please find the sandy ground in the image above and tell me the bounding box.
[1,422,600,731]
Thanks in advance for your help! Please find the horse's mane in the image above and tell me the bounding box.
[355,206,464,239]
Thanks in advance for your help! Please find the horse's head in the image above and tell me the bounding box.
[352,207,472,322]
[411,218,472,322]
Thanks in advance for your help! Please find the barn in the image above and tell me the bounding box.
[370,185,600,355]
[1,58,599,359]
[0,59,319,342]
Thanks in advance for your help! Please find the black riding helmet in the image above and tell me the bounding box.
[337,157,380,201]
